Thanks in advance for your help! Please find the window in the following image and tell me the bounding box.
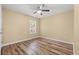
[29,20,37,34]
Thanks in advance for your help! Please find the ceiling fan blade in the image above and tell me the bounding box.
[42,10,50,12]
[33,11,37,14]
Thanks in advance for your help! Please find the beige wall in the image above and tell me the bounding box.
[3,7,74,46]
[3,8,39,45]
[40,10,73,44]
[74,5,79,54]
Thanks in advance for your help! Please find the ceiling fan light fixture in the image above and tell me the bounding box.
[37,10,42,14]
[33,4,50,15]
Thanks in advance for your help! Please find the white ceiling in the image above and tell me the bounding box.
[3,4,73,18]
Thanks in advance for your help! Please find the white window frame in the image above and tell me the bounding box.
[29,19,37,34]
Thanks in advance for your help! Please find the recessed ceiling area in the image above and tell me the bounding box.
[2,4,73,18]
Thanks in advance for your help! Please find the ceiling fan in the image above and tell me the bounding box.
[33,4,50,15]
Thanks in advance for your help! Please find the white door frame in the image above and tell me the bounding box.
[0,4,2,54]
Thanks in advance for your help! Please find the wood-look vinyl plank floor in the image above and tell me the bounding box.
[1,37,73,55]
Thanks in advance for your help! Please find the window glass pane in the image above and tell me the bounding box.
[29,20,36,34]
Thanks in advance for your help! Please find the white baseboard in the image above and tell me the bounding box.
[3,36,73,47]
[3,36,39,46]
[41,36,73,45]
